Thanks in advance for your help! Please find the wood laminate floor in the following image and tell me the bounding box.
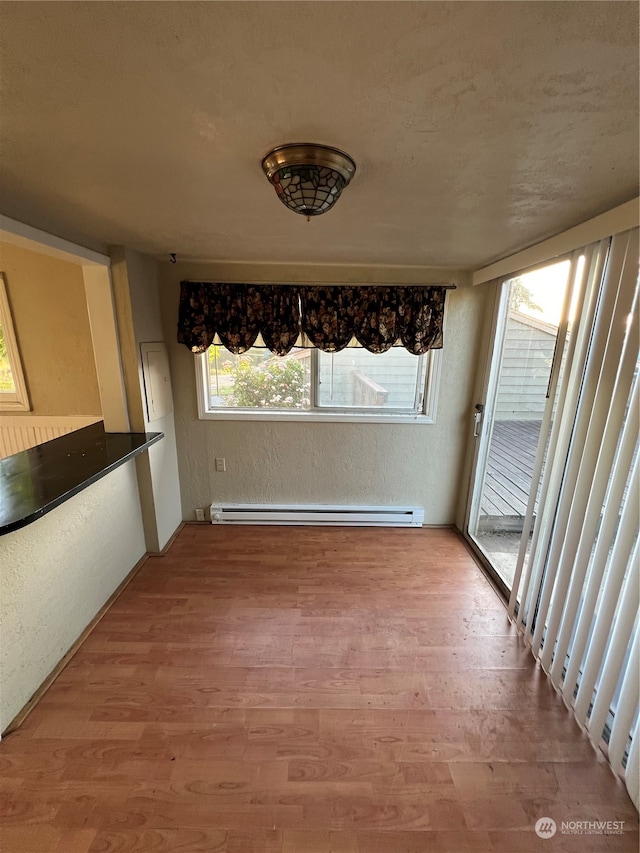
[1,525,638,852]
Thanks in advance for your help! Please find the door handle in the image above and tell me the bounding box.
[473,403,484,437]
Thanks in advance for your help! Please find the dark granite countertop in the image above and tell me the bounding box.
[0,422,163,536]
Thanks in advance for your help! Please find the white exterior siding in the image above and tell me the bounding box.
[495,311,557,421]
[317,347,426,409]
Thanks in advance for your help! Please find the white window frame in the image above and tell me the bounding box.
[195,347,442,424]
[0,272,30,412]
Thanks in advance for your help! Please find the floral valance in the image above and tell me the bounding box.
[177,282,447,356]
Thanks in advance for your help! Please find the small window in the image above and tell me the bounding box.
[197,343,441,423]
[0,272,30,411]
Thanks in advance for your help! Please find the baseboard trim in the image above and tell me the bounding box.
[2,550,150,737]
[147,521,185,557]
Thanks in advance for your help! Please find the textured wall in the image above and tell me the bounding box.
[455,280,499,531]
[159,262,487,525]
[0,241,102,416]
[0,461,146,731]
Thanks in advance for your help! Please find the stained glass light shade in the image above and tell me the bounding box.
[262,144,356,217]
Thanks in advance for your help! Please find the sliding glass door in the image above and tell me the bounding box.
[465,255,577,593]
[466,230,640,805]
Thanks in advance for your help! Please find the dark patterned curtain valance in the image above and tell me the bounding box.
[177,282,446,356]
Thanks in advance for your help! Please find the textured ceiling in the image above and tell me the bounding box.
[0,1,638,268]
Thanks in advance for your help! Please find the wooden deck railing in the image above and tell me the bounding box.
[352,370,388,407]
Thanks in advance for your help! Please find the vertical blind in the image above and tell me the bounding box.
[509,228,639,808]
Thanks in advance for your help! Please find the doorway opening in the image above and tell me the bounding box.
[466,258,575,592]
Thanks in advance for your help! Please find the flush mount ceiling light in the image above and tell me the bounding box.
[261,143,356,218]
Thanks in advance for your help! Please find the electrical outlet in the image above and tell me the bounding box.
[195,508,205,522]
[215,457,226,472]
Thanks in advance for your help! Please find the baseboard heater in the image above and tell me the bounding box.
[209,504,424,527]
